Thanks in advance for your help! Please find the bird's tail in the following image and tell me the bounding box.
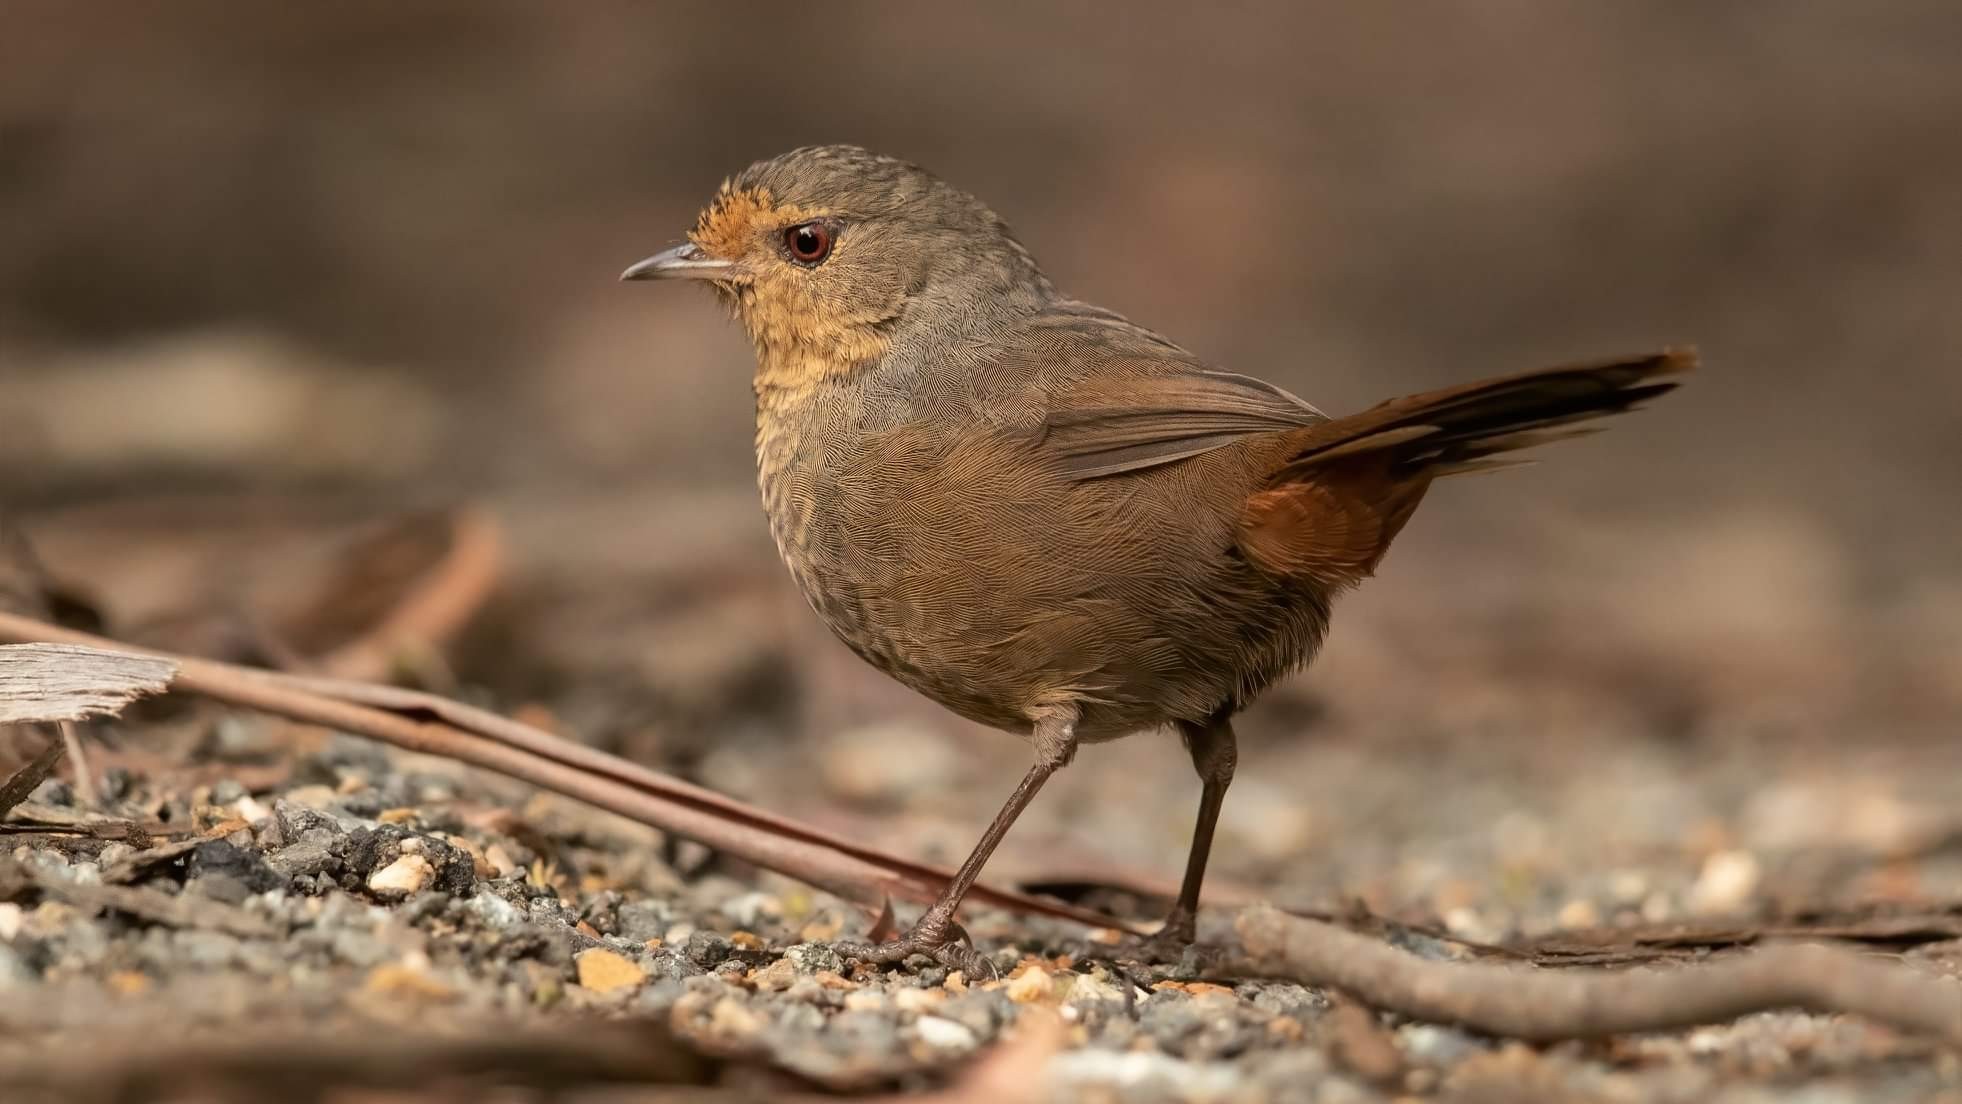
[1274,348,1695,482]
[1236,349,1694,586]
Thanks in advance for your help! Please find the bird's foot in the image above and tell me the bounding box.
[1112,909,1207,968]
[835,918,997,979]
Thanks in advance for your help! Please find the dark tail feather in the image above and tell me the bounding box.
[1274,348,1695,482]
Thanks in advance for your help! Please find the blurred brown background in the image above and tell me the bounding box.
[4,3,1959,911]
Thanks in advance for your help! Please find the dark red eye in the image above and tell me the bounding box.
[783,221,833,264]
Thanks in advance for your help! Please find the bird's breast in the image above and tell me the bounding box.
[752,381,897,660]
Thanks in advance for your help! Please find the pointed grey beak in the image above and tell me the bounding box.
[620,242,736,282]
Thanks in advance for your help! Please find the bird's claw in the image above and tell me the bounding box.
[836,922,997,979]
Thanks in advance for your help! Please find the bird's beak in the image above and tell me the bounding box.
[620,242,737,282]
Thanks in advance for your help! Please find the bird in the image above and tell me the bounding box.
[622,144,1691,975]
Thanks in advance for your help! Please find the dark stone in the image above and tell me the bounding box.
[186,839,286,894]
[272,800,351,845]
[685,930,732,968]
[579,890,624,934]
[418,836,478,897]
[268,829,342,880]
[342,824,409,882]
[186,872,252,904]
[645,950,704,982]
[615,899,671,944]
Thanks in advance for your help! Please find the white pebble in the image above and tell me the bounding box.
[1688,850,1760,914]
[913,1015,977,1051]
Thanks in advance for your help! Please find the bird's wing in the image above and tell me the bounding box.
[1007,310,1326,479]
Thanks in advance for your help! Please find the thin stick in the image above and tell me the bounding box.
[57,720,97,806]
[0,735,65,819]
[312,507,504,682]
[1236,905,1962,1044]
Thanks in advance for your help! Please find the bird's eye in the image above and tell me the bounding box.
[783,221,833,265]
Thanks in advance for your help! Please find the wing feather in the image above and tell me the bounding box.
[1041,368,1325,479]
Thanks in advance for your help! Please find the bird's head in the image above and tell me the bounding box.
[623,145,1052,389]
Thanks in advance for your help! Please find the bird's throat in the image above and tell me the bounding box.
[744,302,891,410]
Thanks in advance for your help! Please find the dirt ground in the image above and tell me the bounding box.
[3,5,1960,1101]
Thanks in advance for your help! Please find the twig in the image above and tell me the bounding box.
[58,720,96,805]
[1235,904,1962,1044]
[310,507,504,682]
[0,735,65,819]
[0,610,1128,932]
[0,643,177,724]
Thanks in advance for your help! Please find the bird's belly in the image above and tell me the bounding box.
[759,451,1330,739]
[754,445,1009,724]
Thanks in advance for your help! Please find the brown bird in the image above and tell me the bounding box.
[624,145,1691,974]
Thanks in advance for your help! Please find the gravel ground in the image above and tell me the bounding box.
[4,598,1959,1104]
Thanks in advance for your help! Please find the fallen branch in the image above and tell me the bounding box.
[0,610,1128,933]
[1236,904,1962,1044]
[0,643,177,724]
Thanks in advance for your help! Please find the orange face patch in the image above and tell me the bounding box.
[690,185,831,262]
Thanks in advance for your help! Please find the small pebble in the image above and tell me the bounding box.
[1006,966,1054,1004]
[1065,971,1124,1005]
[1555,899,1601,929]
[464,891,523,928]
[784,942,844,975]
[367,854,434,898]
[913,1014,978,1051]
[845,990,890,1012]
[483,844,521,878]
[709,996,764,1037]
[576,948,648,993]
[364,962,458,1002]
[893,985,945,1012]
[1689,850,1761,914]
[750,958,798,992]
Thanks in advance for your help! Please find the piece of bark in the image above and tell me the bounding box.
[1236,904,1962,1044]
[0,643,178,724]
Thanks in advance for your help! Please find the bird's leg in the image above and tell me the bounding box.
[837,710,1077,977]
[1134,714,1237,960]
